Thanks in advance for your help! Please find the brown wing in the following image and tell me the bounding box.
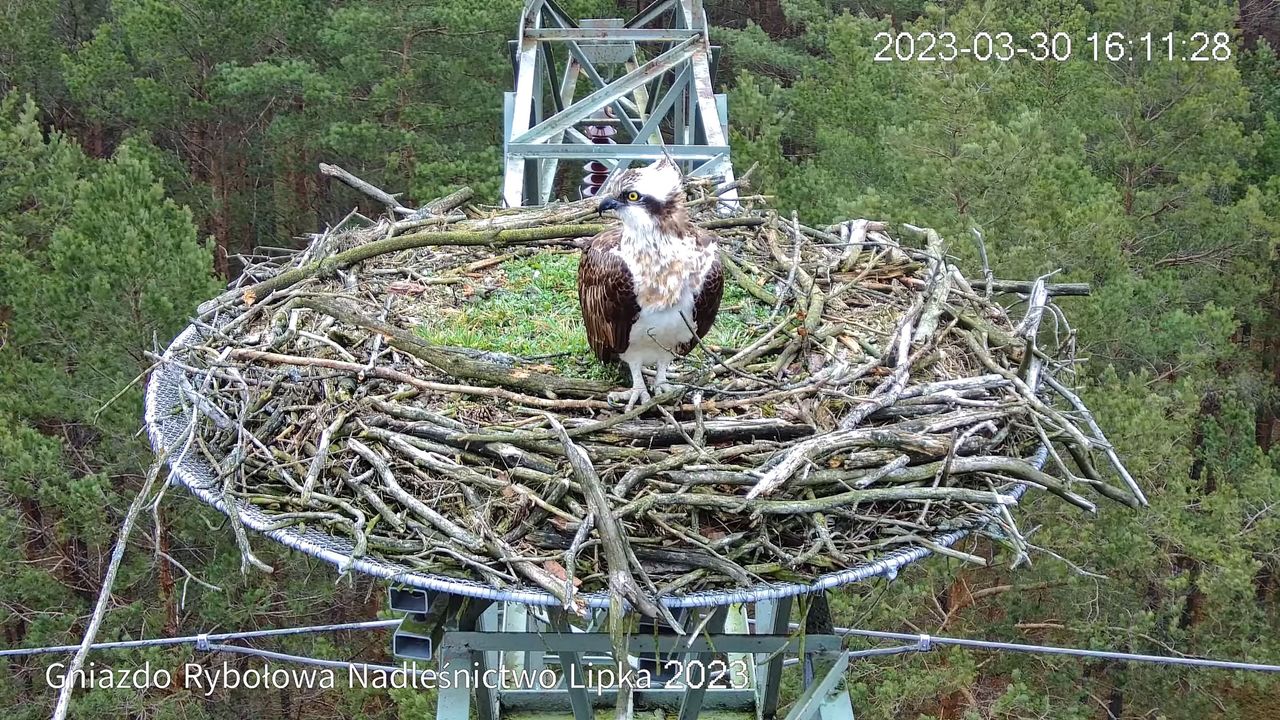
[577,228,639,363]
[693,255,723,340]
[675,247,723,356]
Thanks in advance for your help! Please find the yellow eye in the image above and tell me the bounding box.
[624,191,641,202]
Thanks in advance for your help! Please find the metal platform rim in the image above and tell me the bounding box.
[144,321,1039,609]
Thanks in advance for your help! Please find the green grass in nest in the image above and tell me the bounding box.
[417,252,770,379]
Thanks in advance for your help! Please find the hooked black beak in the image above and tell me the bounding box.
[597,197,621,216]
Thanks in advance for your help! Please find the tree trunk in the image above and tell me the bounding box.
[158,507,178,636]
[1255,263,1280,451]
[1107,682,1125,720]
[209,138,230,278]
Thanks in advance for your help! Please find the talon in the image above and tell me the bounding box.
[653,382,682,397]
[607,388,651,411]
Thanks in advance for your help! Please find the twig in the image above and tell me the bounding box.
[51,456,168,720]
[298,297,611,397]
[227,349,610,410]
[223,223,608,310]
[320,162,414,215]
[547,416,661,618]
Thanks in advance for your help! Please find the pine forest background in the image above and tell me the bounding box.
[2,0,1280,718]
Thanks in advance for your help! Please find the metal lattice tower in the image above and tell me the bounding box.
[503,0,736,207]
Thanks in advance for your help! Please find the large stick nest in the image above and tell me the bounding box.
[154,178,1142,614]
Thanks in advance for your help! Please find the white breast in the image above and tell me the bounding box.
[611,227,716,305]
[623,298,697,365]
[610,223,716,366]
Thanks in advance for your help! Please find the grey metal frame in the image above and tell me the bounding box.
[389,588,857,719]
[502,0,737,206]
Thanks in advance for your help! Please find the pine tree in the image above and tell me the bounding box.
[0,93,208,715]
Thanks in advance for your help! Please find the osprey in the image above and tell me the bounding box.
[577,158,723,410]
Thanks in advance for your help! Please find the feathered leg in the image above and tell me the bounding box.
[608,360,651,411]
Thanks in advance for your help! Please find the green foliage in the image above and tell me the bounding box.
[1241,40,1280,186]
[0,96,217,434]
[0,93,211,715]
[48,0,547,254]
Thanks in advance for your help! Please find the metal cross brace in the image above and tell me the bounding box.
[502,0,737,206]
[387,588,857,720]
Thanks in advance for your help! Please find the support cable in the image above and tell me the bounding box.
[205,643,429,677]
[0,619,401,658]
[6,618,1279,675]
[833,626,1280,673]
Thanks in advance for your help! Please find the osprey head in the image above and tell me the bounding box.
[598,158,685,235]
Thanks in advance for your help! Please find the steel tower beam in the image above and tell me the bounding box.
[503,0,736,207]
